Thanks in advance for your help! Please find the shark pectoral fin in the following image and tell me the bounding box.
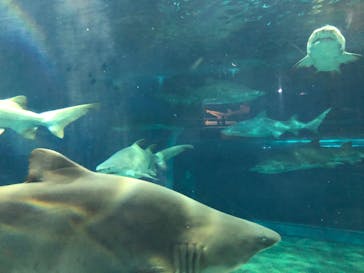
[294,55,313,68]
[0,128,5,135]
[173,243,203,273]
[19,127,38,139]
[340,52,361,64]
[26,148,90,183]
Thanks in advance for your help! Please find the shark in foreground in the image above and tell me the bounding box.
[251,142,364,174]
[96,139,194,180]
[295,25,361,72]
[0,148,280,273]
[0,95,97,139]
[222,108,331,138]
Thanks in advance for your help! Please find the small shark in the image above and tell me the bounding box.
[295,25,361,72]
[222,108,331,138]
[0,95,97,139]
[96,139,194,180]
[158,80,265,105]
[251,142,364,174]
[0,148,280,273]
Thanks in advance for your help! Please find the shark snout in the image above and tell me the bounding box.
[95,164,112,173]
[256,229,281,248]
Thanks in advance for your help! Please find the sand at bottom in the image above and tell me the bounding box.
[233,236,364,273]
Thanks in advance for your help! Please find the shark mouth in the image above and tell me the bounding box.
[313,37,336,44]
[312,30,338,44]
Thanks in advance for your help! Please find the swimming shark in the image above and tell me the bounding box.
[0,95,97,139]
[221,108,331,138]
[0,148,280,273]
[251,142,364,174]
[158,80,265,106]
[295,25,361,72]
[96,139,194,180]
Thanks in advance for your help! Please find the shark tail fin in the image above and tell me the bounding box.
[305,108,331,133]
[340,52,361,64]
[294,55,313,69]
[155,144,194,169]
[39,103,98,138]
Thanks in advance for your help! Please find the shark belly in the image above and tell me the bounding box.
[0,108,41,133]
[309,41,343,71]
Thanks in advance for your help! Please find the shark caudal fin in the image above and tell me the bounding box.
[39,103,98,138]
[155,144,194,169]
[305,108,331,133]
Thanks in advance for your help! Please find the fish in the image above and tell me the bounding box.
[0,148,281,273]
[111,123,183,133]
[222,108,331,138]
[0,95,97,139]
[96,139,194,180]
[158,80,265,105]
[295,25,361,72]
[251,142,364,174]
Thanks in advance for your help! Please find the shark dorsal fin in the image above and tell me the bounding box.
[26,148,90,183]
[6,95,27,109]
[133,139,145,148]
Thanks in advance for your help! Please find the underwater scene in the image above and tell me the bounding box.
[0,0,363,272]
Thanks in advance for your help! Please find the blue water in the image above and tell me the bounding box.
[0,1,363,271]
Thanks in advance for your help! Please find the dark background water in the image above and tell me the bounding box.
[0,0,363,230]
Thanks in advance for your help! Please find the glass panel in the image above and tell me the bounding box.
[0,1,362,272]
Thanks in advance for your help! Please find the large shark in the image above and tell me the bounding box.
[222,108,331,138]
[0,95,97,139]
[96,139,193,180]
[251,142,364,174]
[0,148,280,273]
[295,25,361,72]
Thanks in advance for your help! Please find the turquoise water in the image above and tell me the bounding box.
[233,222,364,272]
[0,1,363,272]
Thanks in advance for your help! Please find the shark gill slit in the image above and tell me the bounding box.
[173,243,202,273]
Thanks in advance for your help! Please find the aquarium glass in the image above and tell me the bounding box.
[0,1,363,272]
